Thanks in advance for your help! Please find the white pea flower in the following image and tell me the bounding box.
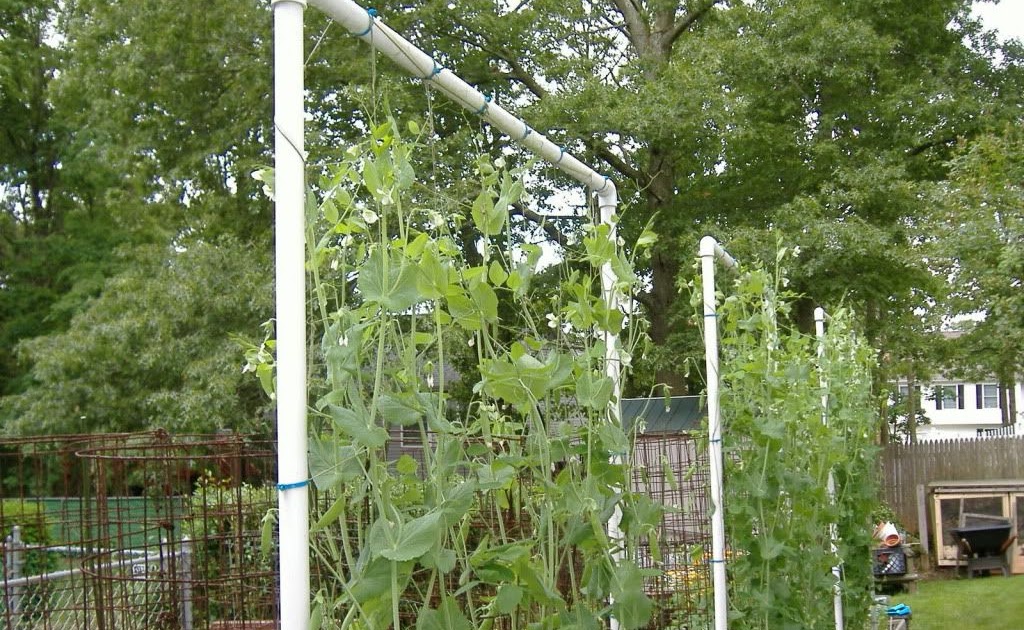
[494,157,506,169]
[546,313,559,329]
[362,208,379,224]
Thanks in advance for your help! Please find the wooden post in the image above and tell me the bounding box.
[916,484,930,569]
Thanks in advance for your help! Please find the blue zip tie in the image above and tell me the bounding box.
[278,479,310,491]
[356,8,377,37]
[475,94,491,115]
[596,176,611,193]
[423,61,442,80]
[710,438,722,444]
[709,558,726,564]
[703,312,718,318]
[556,147,566,163]
[521,125,532,140]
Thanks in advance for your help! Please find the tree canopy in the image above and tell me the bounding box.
[1,0,1021,435]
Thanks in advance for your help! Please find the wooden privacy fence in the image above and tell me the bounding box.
[880,435,1024,533]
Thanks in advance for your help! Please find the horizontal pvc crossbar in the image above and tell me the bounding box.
[308,0,617,205]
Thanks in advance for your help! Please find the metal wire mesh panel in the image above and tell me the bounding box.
[1,432,278,630]
[631,433,712,629]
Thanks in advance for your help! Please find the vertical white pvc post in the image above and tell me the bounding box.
[815,307,844,630]
[273,1,310,629]
[598,187,621,414]
[598,187,624,630]
[699,236,736,630]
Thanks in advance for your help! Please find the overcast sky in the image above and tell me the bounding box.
[973,0,1024,41]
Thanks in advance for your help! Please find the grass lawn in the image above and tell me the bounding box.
[882,574,1024,630]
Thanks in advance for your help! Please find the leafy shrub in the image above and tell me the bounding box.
[0,499,54,576]
[182,472,277,622]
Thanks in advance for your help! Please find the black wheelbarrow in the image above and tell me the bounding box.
[951,514,1016,578]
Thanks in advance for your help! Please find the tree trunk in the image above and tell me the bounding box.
[643,141,686,392]
[1009,384,1017,425]
[906,377,917,444]
[999,382,1010,425]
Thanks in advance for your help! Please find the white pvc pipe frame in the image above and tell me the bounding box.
[698,261,845,630]
[272,1,623,628]
[814,307,845,630]
[698,235,736,630]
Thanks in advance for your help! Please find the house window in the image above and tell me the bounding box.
[897,384,919,401]
[935,384,964,410]
[977,384,1000,409]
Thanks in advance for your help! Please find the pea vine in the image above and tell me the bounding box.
[711,252,879,630]
[301,118,660,630]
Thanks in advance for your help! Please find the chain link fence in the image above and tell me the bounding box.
[3,528,192,630]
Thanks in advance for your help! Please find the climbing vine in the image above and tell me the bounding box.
[299,118,660,630]
[712,252,879,630]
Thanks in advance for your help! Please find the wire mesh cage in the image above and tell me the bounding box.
[3,430,712,629]
[631,433,713,629]
[0,432,278,630]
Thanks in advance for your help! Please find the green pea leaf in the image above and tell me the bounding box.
[328,405,388,449]
[358,247,422,312]
[494,584,523,615]
[416,598,473,630]
[472,190,506,235]
[369,510,444,562]
[610,561,655,630]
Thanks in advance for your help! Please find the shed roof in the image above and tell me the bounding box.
[621,396,705,434]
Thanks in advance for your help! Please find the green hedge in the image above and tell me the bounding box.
[0,499,54,578]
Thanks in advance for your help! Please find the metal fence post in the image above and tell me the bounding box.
[180,536,193,630]
[5,526,25,626]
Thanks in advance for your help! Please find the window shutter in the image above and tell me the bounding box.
[958,384,965,409]
[977,384,983,410]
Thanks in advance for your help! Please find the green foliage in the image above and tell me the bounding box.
[928,129,1024,385]
[396,0,1023,394]
[300,120,656,629]
[183,473,277,622]
[4,0,1022,437]
[712,256,879,629]
[0,500,54,577]
[1,0,277,434]
[2,238,274,435]
[0,500,51,546]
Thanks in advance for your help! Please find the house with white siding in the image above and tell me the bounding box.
[896,378,1021,440]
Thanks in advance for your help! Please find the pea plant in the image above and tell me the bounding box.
[710,252,879,630]
[299,118,661,630]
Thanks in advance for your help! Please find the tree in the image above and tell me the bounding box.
[929,128,1024,424]
[4,0,1022,435]
[2,238,273,435]
[0,0,62,233]
[1,0,277,434]
[353,0,1024,394]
